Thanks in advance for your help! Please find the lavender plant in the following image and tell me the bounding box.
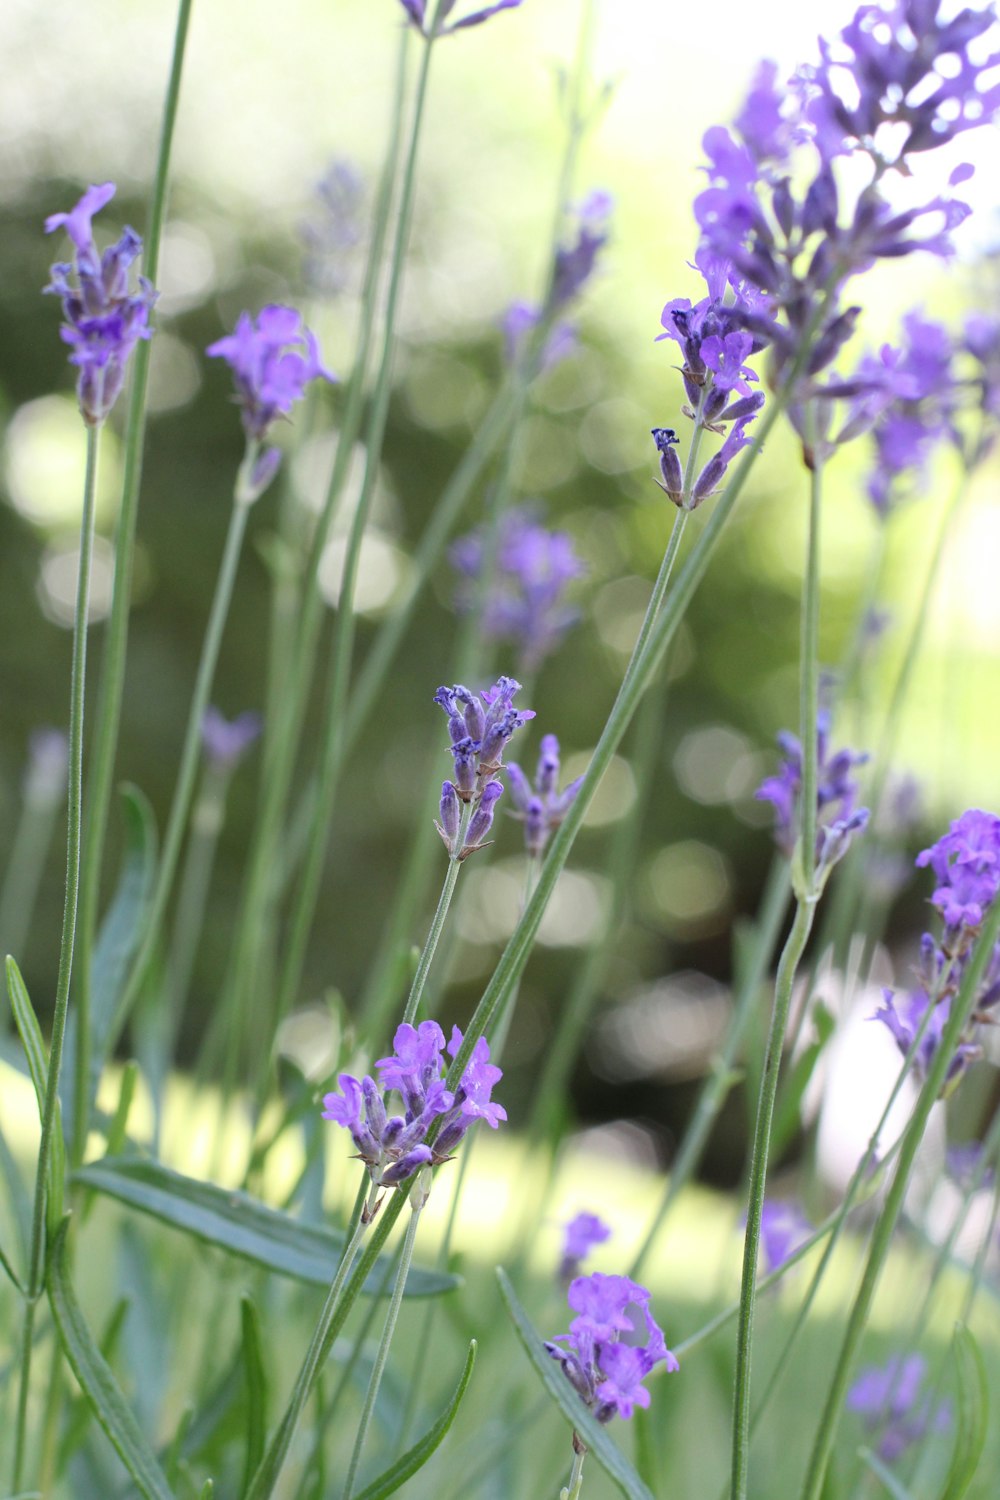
[3,2,1000,1500]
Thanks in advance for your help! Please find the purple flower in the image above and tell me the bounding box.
[551,191,613,309]
[44,183,158,426]
[546,1271,678,1424]
[847,1353,951,1462]
[435,676,535,794]
[322,1014,503,1190]
[201,707,263,770]
[916,809,1000,933]
[500,301,577,371]
[399,0,524,37]
[758,1199,812,1275]
[206,305,335,441]
[505,733,583,856]
[755,709,869,871]
[560,1211,612,1280]
[450,507,586,672]
[300,158,366,299]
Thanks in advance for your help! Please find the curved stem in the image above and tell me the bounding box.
[340,1200,424,1500]
[73,0,195,1167]
[400,808,473,1029]
[12,423,100,1492]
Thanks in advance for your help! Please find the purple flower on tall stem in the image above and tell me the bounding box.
[559,1211,612,1280]
[847,1354,951,1462]
[757,1199,812,1275]
[545,1271,678,1424]
[44,183,158,426]
[201,708,263,771]
[916,809,1000,934]
[755,709,869,872]
[206,305,335,442]
[450,507,586,672]
[505,733,583,856]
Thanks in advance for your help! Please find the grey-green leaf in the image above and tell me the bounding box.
[940,1323,989,1500]
[46,1218,174,1500]
[352,1340,476,1500]
[73,1157,458,1298]
[496,1268,656,1500]
[240,1296,268,1497]
[7,955,65,1229]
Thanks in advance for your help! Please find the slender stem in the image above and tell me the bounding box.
[798,442,823,897]
[72,0,194,1167]
[799,896,1000,1500]
[340,1200,424,1500]
[106,466,253,1070]
[12,423,100,1492]
[630,854,790,1280]
[401,808,473,1028]
[561,1441,587,1500]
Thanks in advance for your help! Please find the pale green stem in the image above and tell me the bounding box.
[798,896,1000,1500]
[561,1440,587,1500]
[340,1199,424,1500]
[72,0,194,1168]
[103,455,255,1094]
[630,854,789,1281]
[12,423,100,1492]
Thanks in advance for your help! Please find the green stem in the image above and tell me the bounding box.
[340,1198,424,1500]
[797,442,823,898]
[630,854,790,1281]
[401,808,473,1028]
[561,1440,587,1500]
[798,896,1000,1500]
[72,0,194,1168]
[107,460,254,1074]
[12,423,100,1492]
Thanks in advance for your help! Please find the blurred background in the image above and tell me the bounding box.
[2,0,1000,1184]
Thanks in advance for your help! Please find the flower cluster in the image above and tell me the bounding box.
[398,0,523,37]
[758,1199,813,1275]
[505,734,583,857]
[434,676,534,858]
[559,1211,611,1281]
[44,183,158,426]
[321,1020,505,1190]
[874,809,1000,1093]
[755,709,869,874]
[300,158,366,299]
[450,507,585,672]
[690,3,1000,415]
[207,305,334,443]
[847,1353,951,1463]
[545,1272,678,1422]
[653,249,768,507]
[502,192,612,370]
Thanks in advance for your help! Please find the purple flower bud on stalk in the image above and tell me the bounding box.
[380,1145,434,1186]
[506,732,583,856]
[201,707,263,770]
[757,1199,812,1274]
[398,0,524,36]
[44,183,158,426]
[437,780,462,853]
[547,1270,678,1423]
[651,427,684,502]
[692,419,755,504]
[551,191,613,310]
[501,301,577,371]
[206,305,335,442]
[465,779,503,850]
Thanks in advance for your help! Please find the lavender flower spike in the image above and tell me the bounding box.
[44,183,158,426]
[201,707,263,770]
[546,1270,678,1425]
[206,305,335,443]
[506,733,583,856]
[847,1354,951,1463]
[559,1211,612,1280]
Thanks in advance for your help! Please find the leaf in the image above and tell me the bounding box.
[73,1157,459,1298]
[859,1446,915,1499]
[939,1324,989,1500]
[240,1296,268,1497]
[7,955,65,1230]
[771,1000,835,1159]
[496,1268,656,1500]
[352,1340,477,1500]
[46,1218,174,1500]
[0,1236,23,1290]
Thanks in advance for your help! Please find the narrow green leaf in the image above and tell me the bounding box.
[60,1295,132,1470]
[0,1236,23,1290]
[199,1483,214,1498]
[352,1340,477,1500]
[859,1446,914,1499]
[240,1296,268,1497]
[106,1061,140,1157]
[940,1324,989,1500]
[7,955,65,1228]
[73,1157,458,1297]
[46,1218,174,1500]
[496,1268,656,1500]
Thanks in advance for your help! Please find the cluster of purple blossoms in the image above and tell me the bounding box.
[559,1211,611,1281]
[434,676,534,858]
[300,158,366,300]
[398,0,523,38]
[690,3,1000,425]
[44,183,158,426]
[450,507,586,672]
[545,1272,678,1422]
[506,734,583,857]
[847,1353,951,1463]
[207,305,334,443]
[755,709,870,874]
[757,1199,813,1275]
[501,191,612,371]
[653,248,769,508]
[874,810,1000,1093]
[200,707,263,772]
[321,1020,505,1191]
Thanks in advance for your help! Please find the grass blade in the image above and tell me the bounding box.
[352,1339,477,1500]
[7,955,65,1230]
[940,1324,989,1500]
[240,1295,268,1497]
